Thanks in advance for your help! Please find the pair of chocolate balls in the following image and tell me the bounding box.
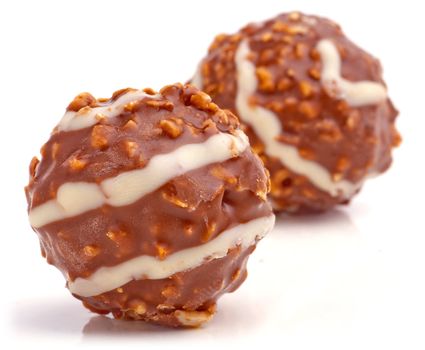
[25,12,399,327]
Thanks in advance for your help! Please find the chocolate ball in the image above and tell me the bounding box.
[191,12,401,213]
[25,83,274,327]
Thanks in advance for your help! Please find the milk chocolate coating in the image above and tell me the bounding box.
[25,83,272,327]
[192,12,401,213]
[78,246,252,327]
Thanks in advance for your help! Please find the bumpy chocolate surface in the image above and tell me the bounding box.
[191,12,401,213]
[79,246,252,327]
[25,83,273,327]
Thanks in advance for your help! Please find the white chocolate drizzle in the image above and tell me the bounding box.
[235,40,361,198]
[29,130,249,228]
[58,90,160,132]
[68,214,275,297]
[316,39,387,107]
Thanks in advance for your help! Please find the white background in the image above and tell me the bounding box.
[1,0,424,349]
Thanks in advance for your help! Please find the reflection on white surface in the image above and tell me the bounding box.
[11,297,90,335]
[247,209,362,331]
[83,316,178,336]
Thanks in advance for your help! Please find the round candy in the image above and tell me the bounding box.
[25,83,274,327]
[191,12,401,213]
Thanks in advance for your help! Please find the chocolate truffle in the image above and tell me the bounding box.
[25,83,274,327]
[191,12,401,213]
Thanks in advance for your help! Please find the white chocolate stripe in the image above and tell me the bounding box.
[58,90,160,132]
[29,130,249,228]
[68,214,275,297]
[316,39,387,107]
[234,40,360,198]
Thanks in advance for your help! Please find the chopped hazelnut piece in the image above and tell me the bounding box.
[298,101,319,119]
[302,188,317,199]
[271,169,293,197]
[308,67,321,80]
[316,120,343,142]
[162,285,179,298]
[299,80,314,98]
[298,147,316,160]
[345,110,360,130]
[124,140,138,157]
[175,310,213,328]
[256,66,275,92]
[272,21,287,32]
[210,165,238,184]
[267,100,284,113]
[275,133,300,145]
[68,157,87,171]
[157,304,175,312]
[123,119,137,130]
[91,125,109,150]
[286,25,308,35]
[336,157,351,172]
[67,92,97,112]
[288,12,301,21]
[146,99,174,111]
[284,96,298,107]
[214,109,229,124]
[294,43,306,58]
[261,32,273,42]
[162,191,188,208]
[256,188,268,201]
[155,243,169,260]
[83,245,100,257]
[310,48,320,60]
[286,68,296,78]
[106,229,127,244]
[129,300,147,315]
[277,78,292,91]
[201,118,217,131]
[143,87,157,95]
[190,91,218,112]
[159,119,183,139]
[124,100,142,112]
[332,173,343,182]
